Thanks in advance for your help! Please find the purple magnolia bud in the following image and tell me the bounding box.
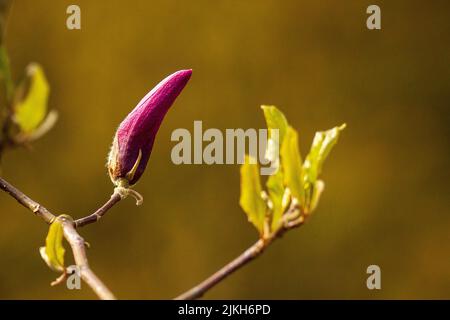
[108,69,192,186]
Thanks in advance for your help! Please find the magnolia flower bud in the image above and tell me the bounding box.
[108,69,192,186]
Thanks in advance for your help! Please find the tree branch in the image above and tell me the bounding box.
[175,202,306,300]
[61,217,116,300]
[0,176,55,224]
[175,239,265,300]
[0,176,116,300]
[75,192,122,228]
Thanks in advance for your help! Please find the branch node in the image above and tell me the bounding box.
[114,186,143,206]
[50,271,67,287]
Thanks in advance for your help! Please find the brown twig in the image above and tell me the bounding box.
[0,176,116,300]
[0,176,55,223]
[61,217,116,300]
[75,192,122,228]
[175,239,265,300]
[175,202,306,300]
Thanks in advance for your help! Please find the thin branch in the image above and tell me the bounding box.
[75,192,122,228]
[175,239,265,300]
[61,217,116,300]
[175,202,306,300]
[0,176,116,300]
[0,176,55,224]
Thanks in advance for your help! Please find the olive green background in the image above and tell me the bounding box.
[0,0,449,299]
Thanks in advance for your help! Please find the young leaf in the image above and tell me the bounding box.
[39,219,66,272]
[303,124,346,185]
[261,105,288,144]
[261,105,289,229]
[20,110,58,142]
[240,155,267,235]
[280,126,304,205]
[309,180,325,212]
[267,168,284,230]
[13,63,49,133]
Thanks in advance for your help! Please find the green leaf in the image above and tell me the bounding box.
[39,219,65,272]
[261,105,288,145]
[303,124,346,185]
[0,45,13,100]
[267,168,284,230]
[280,126,304,204]
[13,63,49,133]
[261,105,289,229]
[240,155,267,235]
[302,124,345,210]
[309,180,325,212]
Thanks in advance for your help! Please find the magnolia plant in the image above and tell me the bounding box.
[0,2,345,300]
[107,69,192,204]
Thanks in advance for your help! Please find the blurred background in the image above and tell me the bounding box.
[0,0,449,299]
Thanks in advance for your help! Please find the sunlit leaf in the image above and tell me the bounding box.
[267,169,284,230]
[261,105,288,145]
[39,219,65,272]
[309,180,325,212]
[14,109,58,143]
[240,155,267,235]
[280,126,304,204]
[261,105,289,229]
[13,63,50,133]
[303,124,346,185]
